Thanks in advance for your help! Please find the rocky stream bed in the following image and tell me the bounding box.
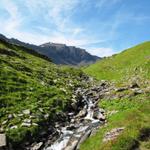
[28,81,110,150]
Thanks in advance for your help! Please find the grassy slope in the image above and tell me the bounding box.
[81,42,150,150]
[0,39,86,144]
[84,41,150,81]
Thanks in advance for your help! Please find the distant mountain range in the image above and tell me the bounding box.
[0,34,100,65]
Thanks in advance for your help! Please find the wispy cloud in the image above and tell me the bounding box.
[0,0,149,57]
[0,0,22,35]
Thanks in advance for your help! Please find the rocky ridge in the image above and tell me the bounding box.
[0,34,100,65]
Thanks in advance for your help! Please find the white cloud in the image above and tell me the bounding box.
[88,47,115,57]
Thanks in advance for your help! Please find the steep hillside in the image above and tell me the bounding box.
[0,39,89,148]
[84,41,150,81]
[81,42,150,150]
[0,34,100,65]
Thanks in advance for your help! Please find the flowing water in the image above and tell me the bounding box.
[44,92,102,150]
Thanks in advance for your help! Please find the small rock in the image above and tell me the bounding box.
[132,88,143,95]
[39,108,43,112]
[22,109,31,115]
[53,79,57,83]
[130,82,139,88]
[0,127,4,133]
[71,102,77,110]
[76,109,87,118]
[8,114,13,120]
[115,87,128,92]
[44,114,49,119]
[13,113,17,118]
[23,119,32,123]
[21,122,31,127]
[10,126,18,129]
[32,123,38,126]
[2,120,8,125]
[99,108,105,114]
[0,134,6,147]
[41,81,45,85]
[17,113,24,117]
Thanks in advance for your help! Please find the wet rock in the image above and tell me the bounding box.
[76,109,87,118]
[71,102,77,110]
[99,108,105,114]
[39,131,47,136]
[93,112,105,121]
[66,125,76,130]
[22,109,31,115]
[103,127,125,142]
[31,142,43,150]
[0,134,6,147]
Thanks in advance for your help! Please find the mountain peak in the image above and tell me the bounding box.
[40,42,66,48]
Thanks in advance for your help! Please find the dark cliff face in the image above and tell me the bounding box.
[39,43,100,65]
[0,34,100,65]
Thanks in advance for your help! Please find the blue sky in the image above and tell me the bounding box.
[0,0,150,57]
